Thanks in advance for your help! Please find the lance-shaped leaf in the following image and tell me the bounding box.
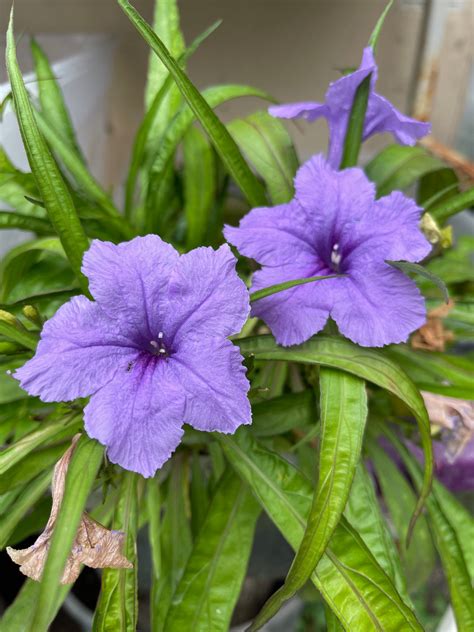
[430,187,474,223]
[117,0,267,207]
[251,390,314,437]
[384,426,474,631]
[5,10,90,295]
[237,333,433,536]
[220,430,422,630]
[345,461,410,602]
[249,274,341,303]
[30,38,84,161]
[250,369,367,629]
[183,126,216,249]
[27,435,103,632]
[92,471,138,632]
[165,469,260,631]
[0,579,69,632]
[387,260,449,303]
[228,111,298,204]
[0,211,51,234]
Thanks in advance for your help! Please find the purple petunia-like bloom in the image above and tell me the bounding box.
[224,154,431,348]
[269,47,431,168]
[15,237,251,477]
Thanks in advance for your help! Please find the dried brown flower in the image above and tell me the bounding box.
[411,301,454,352]
[7,435,132,584]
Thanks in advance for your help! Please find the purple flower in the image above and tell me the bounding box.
[269,47,431,168]
[15,237,251,477]
[224,155,431,348]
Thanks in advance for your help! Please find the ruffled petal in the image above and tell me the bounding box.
[82,236,179,341]
[170,338,251,433]
[164,244,249,345]
[224,200,316,267]
[346,191,431,267]
[364,93,431,143]
[84,355,185,477]
[331,266,426,347]
[15,296,137,402]
[251,263,337,346]
[269,102,328,122]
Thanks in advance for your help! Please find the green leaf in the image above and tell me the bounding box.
[369,442,436,592]
[0,441,67,495]
[151,456,192,631]
[0,211,51,234]
[34,110,128,231]
[251,390,314,437]
[147,477,162,584]
[430,187,474,223]
[93,471,139,632]
[117,0,267,207]
[386,259,449,303]
[6,10,90,295]
[220,431,422,630]
[249,274,341,303]
[345,461,411,602]
[30,38,84,161]
[417,167,459,208]
[0,579,69,632]
[236,333,433,535]
[228,111,298,204]
[365,145,444,197]
[144,0,185,144]
[425,236,474,286]
[0,415,78,476]
[28,435,103,632]
[385,426,474,631]
[165,469,260,631]
[0,148,44,216]
[0,468,52,548]
[251,369,367,630]
[190,452,210,537]
[368,0,394,53]
[183,126,216,249]
[125,20,221,218]
[339,75,371,169]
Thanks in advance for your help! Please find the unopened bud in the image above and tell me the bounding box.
[22,305,42,327]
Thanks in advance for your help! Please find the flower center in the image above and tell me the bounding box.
[149,331,169,358]
[330,243,342,272]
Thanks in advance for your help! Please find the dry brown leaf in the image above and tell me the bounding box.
[411,300,455,352]
[7,434,132,584]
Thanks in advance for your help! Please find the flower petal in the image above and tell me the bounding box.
[269,102,328,122]
[347,191,431,266]
[170,338,251,433]
[294,155,376,259]
[224,200,316,267]
[364,93,431,144]
[165,244,249,344]
[84,355,185,477]
[331,266,426,347]
[15,296,137,402]
[82,236,179,340]
[251,263,336,346]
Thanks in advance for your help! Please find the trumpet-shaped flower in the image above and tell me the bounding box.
[224,155,431,347]
[15,237,251,477]
[269,47,431,168]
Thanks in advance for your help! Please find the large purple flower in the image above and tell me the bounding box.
[269,47,431,168]
[15,237,251,477]
[224,155,431,348]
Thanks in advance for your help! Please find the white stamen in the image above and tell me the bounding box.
[150,340,159,348]
[158,348,167,354]
[331,243,342,269]
[158,331,164,339]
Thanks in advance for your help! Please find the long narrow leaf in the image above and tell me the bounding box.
[251,369,367,629]
[6,11,90,295]
[250,274,341,303]
[92,472,139,632]
[117,0,267,207]
[237,333,433,535]
[430,187,474,222]
[165,469,260,631]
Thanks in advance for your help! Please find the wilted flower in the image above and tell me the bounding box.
[224,155,431,347]
[411,301,454,352]
[7,435,133,583]
[269,47,431,168]
[15,237,251,477]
